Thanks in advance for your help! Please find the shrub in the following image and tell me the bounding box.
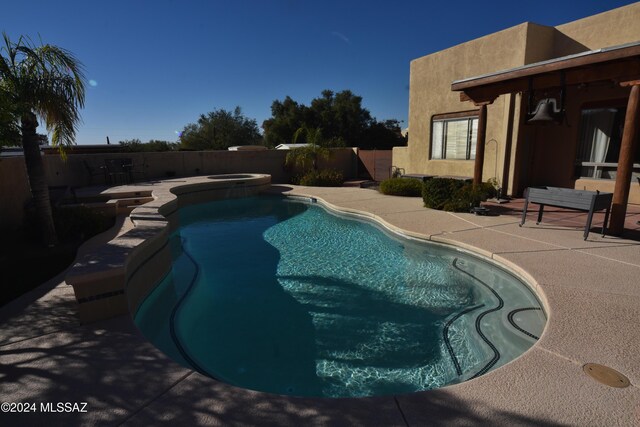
[485,177,500,198]
[52,206,112,241]
[299,169,344,187]
[379,178,423,197]
[423,179,497,212]
[422,178,466,209]
[289,174,302,185]
[8,206,114,306]
[442,184,491,212]
[24,203,113,243]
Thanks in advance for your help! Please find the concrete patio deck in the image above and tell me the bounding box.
[1,182,639,426]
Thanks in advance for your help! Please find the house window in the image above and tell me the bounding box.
[431,114,478,160]
[576,105,640,180]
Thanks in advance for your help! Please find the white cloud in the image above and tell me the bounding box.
[331,31,351,45]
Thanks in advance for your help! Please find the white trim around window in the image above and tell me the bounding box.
[430,113,478,160]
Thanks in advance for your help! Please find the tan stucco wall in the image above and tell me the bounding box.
[398,3,640,196]
[42,151,294,187]
[523,23,557,64]
[391,146,409,172]
[554,3,640,54]
[403,23,531,182]
[0,157,31,230]
[0,149,358,229]
[576,178,640,205]
[41,148,356,188]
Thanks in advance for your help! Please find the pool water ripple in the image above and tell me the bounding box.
[135,196,546,398]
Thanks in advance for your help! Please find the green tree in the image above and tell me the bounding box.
[309,90,370,146]
[262,96,309,148]
[119,138,143,151]
[119,138,177,152]
[179,106,262,150]
[263,89,405,149]
[0,34,86,246]
[361,119,407,149]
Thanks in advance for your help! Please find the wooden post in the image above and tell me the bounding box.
[473,104,488,185]
[609,82,640,235]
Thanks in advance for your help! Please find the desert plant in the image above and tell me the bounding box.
[299,169,344,187]
[285,144,331,174]
[379,178,423,196]
[442,183,493,212]
[479,180,498,199]
[422,179,496,212]
[422,178,466,210]
[284,126,334,185]
[24,204,112,243]
[52,206,112,242]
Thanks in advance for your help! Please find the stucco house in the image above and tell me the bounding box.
[393,3,640,234]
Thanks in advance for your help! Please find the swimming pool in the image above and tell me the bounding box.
[134,196,545,398]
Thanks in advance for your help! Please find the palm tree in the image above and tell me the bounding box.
[285,126,331,172]
[0,34,86,246]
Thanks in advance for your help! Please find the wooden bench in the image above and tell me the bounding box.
[519,186,613,240]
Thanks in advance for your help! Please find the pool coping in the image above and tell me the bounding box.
[1,177,639,426]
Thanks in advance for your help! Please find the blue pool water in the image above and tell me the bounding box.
[135,196,545,398]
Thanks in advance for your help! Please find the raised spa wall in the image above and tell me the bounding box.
[65,174,272,324]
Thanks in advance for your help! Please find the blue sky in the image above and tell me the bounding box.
[2,0,636,145]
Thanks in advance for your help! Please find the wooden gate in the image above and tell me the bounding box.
[357,150,392,181]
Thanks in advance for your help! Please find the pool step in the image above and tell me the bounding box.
[116,196,155,214]
[61,194,154,217]
[104,190,153,199]
[62,201,118,217]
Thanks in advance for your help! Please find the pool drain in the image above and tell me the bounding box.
[582,363,630,388]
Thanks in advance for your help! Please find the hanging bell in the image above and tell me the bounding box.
[527,98,563,124]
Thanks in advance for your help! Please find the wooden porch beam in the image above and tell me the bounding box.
[458,58,640,104]
[473,104,489,185]
[609,82,640,235]
[452,46,640,91]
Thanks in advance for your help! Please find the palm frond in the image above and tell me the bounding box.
[292,125,324,146]
[0,50,12,79]
[0,33,86,154]
[292,127,305,144]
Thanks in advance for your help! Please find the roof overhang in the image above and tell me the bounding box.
[452,42,640,104]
